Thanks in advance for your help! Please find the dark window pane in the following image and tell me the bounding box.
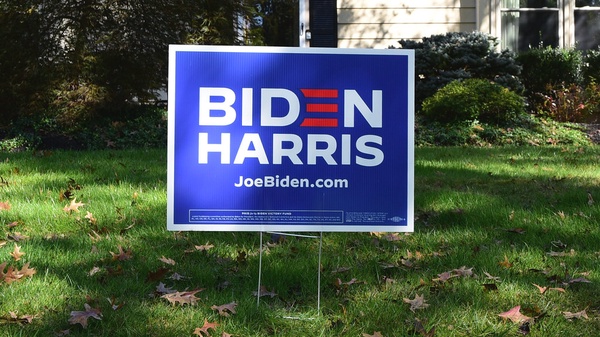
[575,10,600,49]
[518,11,558,50]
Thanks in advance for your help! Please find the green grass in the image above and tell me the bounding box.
[0,147,599,336]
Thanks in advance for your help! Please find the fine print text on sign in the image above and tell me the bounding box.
[167,45,414,232]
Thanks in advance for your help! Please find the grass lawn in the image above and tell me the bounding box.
[0,146,599,336]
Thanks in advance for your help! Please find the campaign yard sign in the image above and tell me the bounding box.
[167,45,414,232]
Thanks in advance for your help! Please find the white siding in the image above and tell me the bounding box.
[337,0,477,48]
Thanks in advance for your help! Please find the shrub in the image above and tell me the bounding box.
[517,46,583,96]
[583,47,600,84]
[395,32,523,108]
[420,79,526,125]
[536,82,600,122]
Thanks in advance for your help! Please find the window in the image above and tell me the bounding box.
[499,0,600,51]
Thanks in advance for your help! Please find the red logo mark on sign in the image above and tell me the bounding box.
[300,89,338,127]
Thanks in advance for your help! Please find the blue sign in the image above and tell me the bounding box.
[167,45,414,232]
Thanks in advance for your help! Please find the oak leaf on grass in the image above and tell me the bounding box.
[193,319,219,336]
[498,306,532,324]
[159,256,176,265]
[211,302,237,317]
[68,303,102,328]
[10,244,24,261]
[0,201,10,211]
[110,246,132,261]
[563,310,588,320]
[161,289,203,306]
[362,332,384,337]
[63,198,84,213]
[403,294,429,312]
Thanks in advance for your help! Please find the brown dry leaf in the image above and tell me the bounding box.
[432,271,458,283]
[195,243,214,252]
[563,310,588,320]
[504,227,526,234]
[547,249,576,257]
[413,318,435,337]
[0,201,11,211]
[68,303,102,328]
[17,262,36,278]
[10,243,25,261]
[211,302,237,317]
[159,256,176,265]
[498,306,531,324]
[146,267,170,282]
[107,297,124,311]
[84,212,97,225]
[484,271,501,282]
[0,240,6,248]
[193,319,220,336]
[253,285,277,298]
[403,294,429,312]
[453,266,475,278]
[362,332,384,337]
[161,289,203,306]
[110,246,132,261]
[63,198,84,213]
[533,283,566,294]
[7,221,19,229]
[498,255,513,269]
[7,232,28,242]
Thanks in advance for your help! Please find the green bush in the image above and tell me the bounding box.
[421,79,526,125]
[395,32,523,108]
[583,47,600,84]
[517,46,583,96]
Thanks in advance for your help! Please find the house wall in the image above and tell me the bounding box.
[337,0,479,48]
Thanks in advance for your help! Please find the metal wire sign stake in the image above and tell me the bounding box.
[257,232,324,313]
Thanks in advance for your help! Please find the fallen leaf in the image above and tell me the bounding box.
[110,246,132,261]
[155,282,176,295]
[452,266,475,278]
[159,256,176,265]
[7,221,19,229]
[498,255,513,268]
[567,277,591,284]
[63,198,84,213]
[413,318,435,337]
[68,304,102,328]
[161,289,203,306]
[533,283,565,294]
[211,302,237,317]
[84,212,97,225]
[10,244,25,261]
[146,267,170,282]
[547,249,575,257]
[194,243,214,252]
[498,306,531,324]
[88,267,102,276]
[504,227,526,234]
[7,232,28,242]
[562,310,588,320]
[169,272,188,281]
[484,271,501,282]
[403,294,429,312]
[107,297,124,310]
[362,332,384,337]
[432,271,458,283]
[252,285,277,298]
[0,201,11,211]
[193,319,219,336]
